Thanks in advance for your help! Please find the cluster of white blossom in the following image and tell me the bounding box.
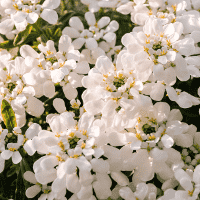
[0,0,200,200]
[0,0,60,39]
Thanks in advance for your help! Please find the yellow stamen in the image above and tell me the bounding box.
[136,132,143,141]
[171,18,176,23]
[72,102,79,109]
[58,141,65,151]
[69,132,75,137]
[56,155,64,162]
[81,142,86,149]
[9,148,17,152]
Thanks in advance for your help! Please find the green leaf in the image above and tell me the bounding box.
[14,24,33,46]
[15,166,25,200]
[53,27,62,38]
[1,99,17,132]
[7,164,20,178]
[0,40,14,49]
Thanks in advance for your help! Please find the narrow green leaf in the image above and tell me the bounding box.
[15,166,25,200]
[1,99,17,132]
[53,27,62,38]
[0,40,14,49]
[14,24,33,46]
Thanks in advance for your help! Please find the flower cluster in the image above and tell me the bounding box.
[0,0,200,200]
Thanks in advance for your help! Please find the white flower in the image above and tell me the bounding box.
[1,140,22,164]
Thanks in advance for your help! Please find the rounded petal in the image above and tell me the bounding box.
[35,168,57,184]
[0,156,5,173]
[53,98,66,113]
[161,134,174,148]
[12,151,22,164]
[26,185,41,198]
[85,38,98,50]
[42,0,60,9]
[68,72,82,88]
[26,97,44,117]
[62,83,78,100]
[69,16,84,31]
[1,150,12,160]
[40,9,58,24]
[51,69,65,83]
[43,80,55,98]
[27,12,39,24]
[0,19,14,34]
[25,123,42,140]
[20,45,39,58]
[85,12,96,26]
[23,171,37,184]
[24,140,36,156]
[111,171,129,186]
[150,82,165,101]
[62,27,80,38]
[72,38,85,49]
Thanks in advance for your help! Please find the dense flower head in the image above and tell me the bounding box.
[0,0,199,199]
[0,0,60,38]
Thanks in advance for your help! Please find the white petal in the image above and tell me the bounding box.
[24,140,36,156]
[150,82,165,101]
[69,16,84,31]
[85,12,96,26]
[26,185,41,198]
[0,19,14,34]
[26,97,44,117]
[64,158,77,174]
[103,32,116,43]
[59,35,73,53]
[12,151,22,164]
[40,9,58,24]
[25,123,41,139]
[74,61,90,74]
[20,45,39,58]
[51,69,65,83]
[91,158,110,173]
[153,64,164,81]
[85,38,98,50]
[35,168,57,184]
[22,73,38,85]
[108,132,127,146]
[62,83,78,100]
[84,99,105,115]
[43,80,55,98]
[62,27,80,38]
[0,156,5,173]
[52,176,66,193]
[77,156,92,172]
[68,72,82,88]
[12,11,27,23]
[23,171,37,184]
[166,86,178,101]
[163,67,176,86]
[40,156,58,170]
[158,56,167,64]
[53,98,66,113]
[111,171,129,186]
[66,174,81,193]
[161,134,174,148]
[96,55,114,74]
[97,16,110,29]
[1,150,12,160]
[27,12,38,24]
[42,0,60,9]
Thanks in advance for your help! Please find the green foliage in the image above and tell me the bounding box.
[1,99,17,133]
[14,24,33,46]
[0,40,14,49]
